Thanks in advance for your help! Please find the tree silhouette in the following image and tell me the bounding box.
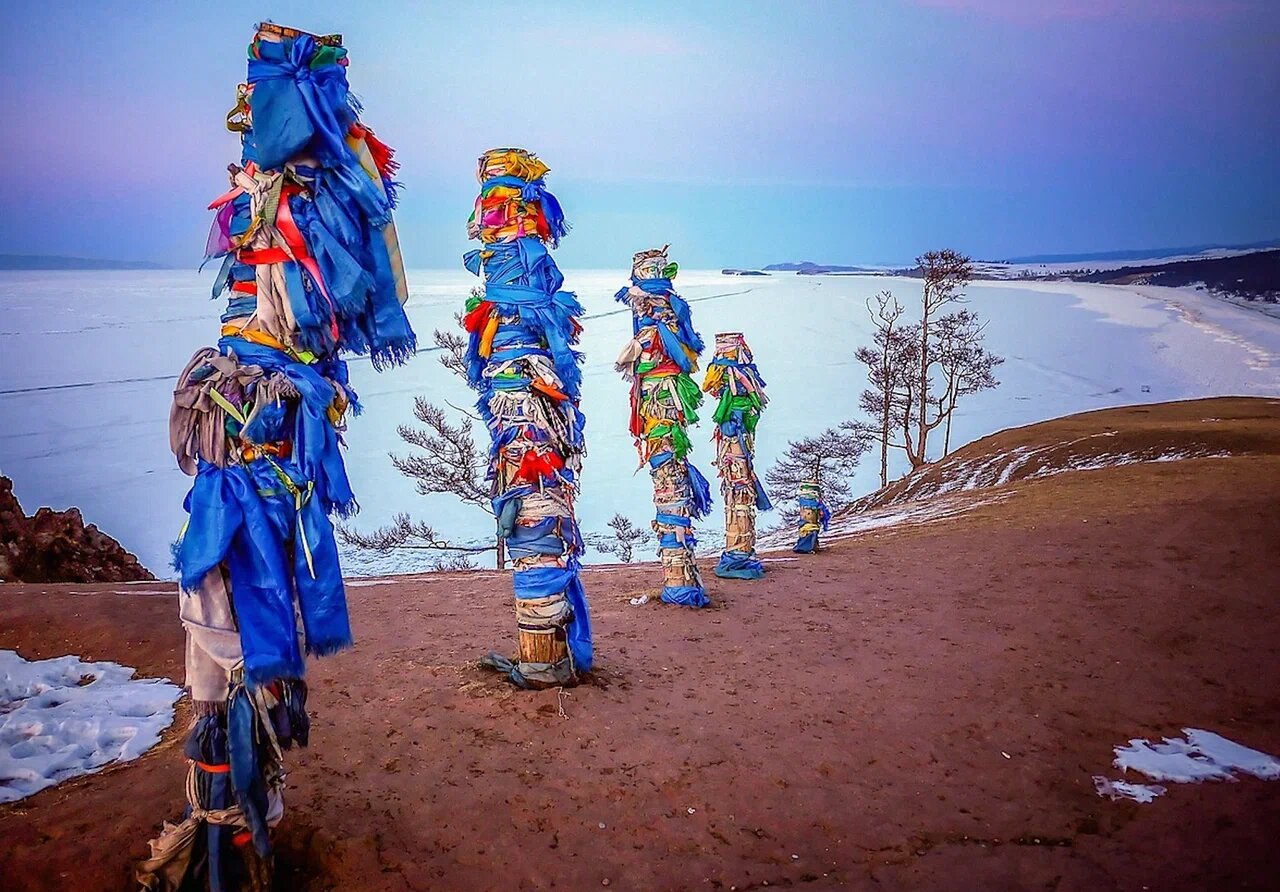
[588,513,649,563]
[338,314,504,569]
[766,422,873,525]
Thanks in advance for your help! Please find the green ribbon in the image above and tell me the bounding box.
[713,393,761,431]
[646,421,692,461]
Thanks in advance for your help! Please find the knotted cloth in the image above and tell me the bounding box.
[794,481,831,554]
[615,247,711,607]
[464,148,592,687]
[206,26,415,369]
[152,22,415,881]
[703,332,772,579]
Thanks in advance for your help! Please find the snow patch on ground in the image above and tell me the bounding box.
[1025,449,1231,479]
[861,436,1227,516]
[1093,728,1280,803]
[757,493,1006,552]
[0,650,182,804]
[1093,777,1167,803]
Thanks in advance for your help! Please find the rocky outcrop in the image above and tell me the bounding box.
[0,476,153,583]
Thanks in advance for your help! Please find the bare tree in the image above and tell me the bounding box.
[853,255,1002,478]
[931,309,1004,455]
[766,422,873,524]
[905,249,974,468]
[588,513,649,563]
[337,317,506,569]
[855,291,919,487]
[434,326,468,380]
[339,513,488,570]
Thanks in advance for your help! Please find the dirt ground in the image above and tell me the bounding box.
[2,397,1279,891]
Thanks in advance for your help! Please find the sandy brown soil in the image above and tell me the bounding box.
[3,397,1279,891]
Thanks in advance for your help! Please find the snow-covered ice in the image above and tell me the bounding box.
[0,649,182,803]
[1094,728,1280,803]
[2,269,1278,576]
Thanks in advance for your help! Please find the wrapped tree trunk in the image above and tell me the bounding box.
[702,332,771,579]
[141,23,414,889]
[615,247,713,607]
[463,148,593,689]
[794,481,830,554]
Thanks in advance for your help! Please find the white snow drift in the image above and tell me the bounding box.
[0,649,182,803]
[1093,728,1280,803]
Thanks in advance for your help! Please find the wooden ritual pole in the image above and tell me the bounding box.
[615,247,713,607]
[703,332,771,578]
[141,21,415,887]
[464,148,592,687]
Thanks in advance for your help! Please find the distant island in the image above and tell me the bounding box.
[996,239,1280,265]
[768,239,1280,277]
[763,261,888,275]
[0,254,170,271]
[1072,249,1279,302]
[763,245,1280,303]
[721,268,770,276]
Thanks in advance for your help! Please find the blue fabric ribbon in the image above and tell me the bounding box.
[463,240,583,397]
[709,355,769,389]
[616,279,703,373]
[798,497,832,529]
[661,585,709,608]
[246,35,355,170]
[507,518,568,560]
[716,550,765,580]
[185,716,233,886]
[512,563,593,671]
[236,41,415,369]
[227,685,272,856]
[794,531,820,554]
[687,462,714,519]
[174,459,351,685]
[219,338,356,516]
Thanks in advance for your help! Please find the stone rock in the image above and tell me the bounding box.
[0,476,153,583]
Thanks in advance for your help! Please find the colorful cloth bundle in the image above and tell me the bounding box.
[206,23,414,369]
[702,332,772,579]
[137,681,305,890]
[143,24,414,886]
[463,147,592,689]
[794,481,831,554]
[615,247,713,607]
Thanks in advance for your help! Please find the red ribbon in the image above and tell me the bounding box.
[513,449,565,484]
[463,300,495,334]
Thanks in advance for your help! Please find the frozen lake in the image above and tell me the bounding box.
[2,269,1278,576]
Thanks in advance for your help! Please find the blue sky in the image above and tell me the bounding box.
[1,0,1277,267]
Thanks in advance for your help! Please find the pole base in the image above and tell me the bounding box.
[481,651,579,689]
[714,550,765,579]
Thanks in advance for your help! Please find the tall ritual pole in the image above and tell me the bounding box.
[463,148,592,688]
[703,332,771,578]
[140,23,415,887]
[615,247,713,607]
[794,481,830,553]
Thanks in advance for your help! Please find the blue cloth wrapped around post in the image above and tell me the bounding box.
[465,148,592,686]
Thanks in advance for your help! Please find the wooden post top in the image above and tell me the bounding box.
[254,22,343,46]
